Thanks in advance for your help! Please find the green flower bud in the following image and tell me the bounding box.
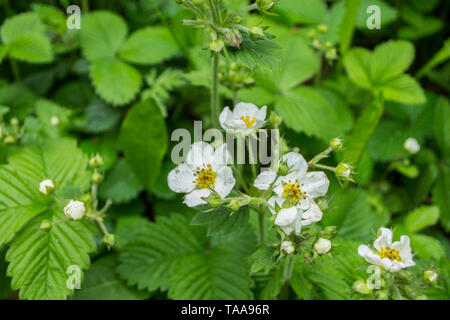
[325,48,338,60]
[256,0,277,12]
[233,16,242,24]
[91,172,103,184]
[268,111,282,128]
[3,135,16,144]
[317,24,328,33]
[398,270,413,281]
[375,290,389,300]
[227,199,240,211]
[352,279,371,295]
[210,39,225,52]
[324,41,333,49]
[277,161,290,176]
[89,153,104,168]
[321,226,337,239]
[205,192,222,208]
[314,238,331,255]
[335,162,352,181]
[415,294,428,300]
[423,270,439,285]
[312,39,322,50]
[10,117,19,126]
[330,137,343,151]
[225,29,243,48]
[249,26,265,40]
[40,219,52,232]
[103,234,116,248]
[306,30,317,39]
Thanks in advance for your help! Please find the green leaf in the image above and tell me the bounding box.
[381,74,425,104]
[6,211,97,300]
[355,0,397,29]
[99,159,143,204]
[277,0,328,24]
[83,98,121,133]
[117,215,255,299]
[433,165,450,232]
[434,97,450,158]
[81,11,128,61]
[120,27,179,65]
[276,87,353,141]
[0,45,8,64]
[249,244,277,274]
[8,31,53,64]
[343,48,372,89]
[0,12,45,45]
[338,0,361,54]
[74,254,150,300]
[0,246,11,299]
[410,234,445,261]
[119,99,168,191]
[0,84,37,120]
[394,164,419,179]
[191,206,250,237]
[417,38,450,78]
[90,58,142,106]
[404,205,440,233]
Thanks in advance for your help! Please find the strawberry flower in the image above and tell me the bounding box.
[219,102,267,135]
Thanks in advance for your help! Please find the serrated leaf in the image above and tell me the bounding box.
[8,31,53,64]
[249,244,276,273]
[74,254,149,300]
[338,0,361,54]
[404,206,440,233]
[191,206,250,237]
[275,87,353,141]
[433,165,450,232]
[381,74,425,104]
[120,26,179,65]
[6,211,97,300]
[117,215,255,299]
[0,84,37,120]
[434,97,450,158]
[277,0,328,24]
[90,58,142,106]
[99,159,143,204]
[410,234,445,261]
[81,11,128,61]
[343,47,372,89]
[0,12,45,45]
[84,98,121,133]
[118,99,167,191]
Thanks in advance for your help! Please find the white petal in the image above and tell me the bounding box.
[381,258,394,272]
[219,107,233,130]
[275,207,297,227]
[223,119,247,130]
[254,169,277,190]
[167,164,195,193]
[233,102,259,119]
[282,152,308,176]
[392,235,414,264]
[186,142,215,166]
[390,261,403,272]
[214,143,231,166]
[214,166,235,198]
[358,245,382,265]
[301,200,322,225]
[301,171,329,198]
[267,196,284,214]
[256,105,267,121]
[374,228,393,251]
[184,189,211,207]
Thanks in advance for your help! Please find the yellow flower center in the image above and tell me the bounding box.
[238,115,256,129]
[193,164,216,189]
[282,180,304,204]
[377,247,402,262]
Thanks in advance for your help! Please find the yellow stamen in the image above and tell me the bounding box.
[377,247,402,262]
[238,115,257,129]
[282,180,304,204]
[192,164,216,189]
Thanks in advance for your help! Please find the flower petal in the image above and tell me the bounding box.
[214,166,235,198]
[254,169,277,190]
[282,152,308,176]
[256,105,267,121]
[233,102,259,119]
[186,142,215,166]
[184,189,211,207]
[301,171,329,198]
[167,164,195,193]
[267,195,284,214]
[214,143,231,166]
[301,200,322,225]
[219,106,233,130]
[392,235,414,265]
[374,228,393,251]
[358,245,382,265]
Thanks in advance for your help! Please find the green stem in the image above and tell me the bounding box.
[314,52,322,86]
[9,59,20,81]
[81,0,89,13]
[279,255,295,299]
[258,210,265,244]
[211,53,220,127]
[311,163,336,172]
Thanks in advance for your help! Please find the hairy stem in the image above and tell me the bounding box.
[258,210,265,244]
[211,53,220,127]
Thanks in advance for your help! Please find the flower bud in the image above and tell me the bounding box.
[227,199,240,211]
[91,171,103,184]
[324,41,333,49]
[10,117,19,126]
[233,16,242,24]
[40,219,52,232]
[321,226,337,239]
[306,30,317,39]
[210,39,225,52]
[39,179,55,195]
[317,24,328,33]
[335,162,352,180]
[3,135,16,144]
[225,29,243,48]
[330,137,343,151]
[281,241,295,255]
[404,137,420,154]
[205,192,222,208]
[277,161,290,176]
[268,111,282,128]
[314,238,331,255]
[423,270,438,285]
[374,290,388,300]
[249,26,265,40]
[398,270,413,281]
[50,116,60,126]
[312,39,321,49]
[415,294,428,300]
[64,200,86,220]
[352,279,371,295]
[256,0,277,12]
[103,234,116,248]
[325,48,338,60]
[89,153,104,168]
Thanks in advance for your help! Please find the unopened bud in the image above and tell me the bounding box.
[91,171,103,184]
[10,117,19,126]
[325,48,338,60]
[89,153,104,168]
[39,179,55,195]
[103,234,116,247]
[314,238,331,255]
[50,116,60,126]
[205,192,222,208]
[404,137,420,154]
[375,290,388,300]
[256,0,277,12]
[210,39,224,52]
[335,162,352,181]
[268,111,282,128]
[281,241,295,255]
[249,26,265,40]
[225,29,243,48]
[307,30,317,39]
[3,135,16,144]
[321,226,337,239]
[317,24,328,33]
[40,219,52,232]
[423,270,438,285]
[277,161,290,176]
[330,137,343,151]
[312,39,321,49]
[352,279,371,295]
[227,199,240,211]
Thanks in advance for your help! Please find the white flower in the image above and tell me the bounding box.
[167,141,236,207]
[358,228,415,273]
[281,241,295,254]
[219,102,267,135]
[314,238,331,255]
[39,179,55,195]
[50,116,60,126]
[275,207,302,236]
[64,200,86,220]
[254,151,329,230]
[404,137,420,154]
